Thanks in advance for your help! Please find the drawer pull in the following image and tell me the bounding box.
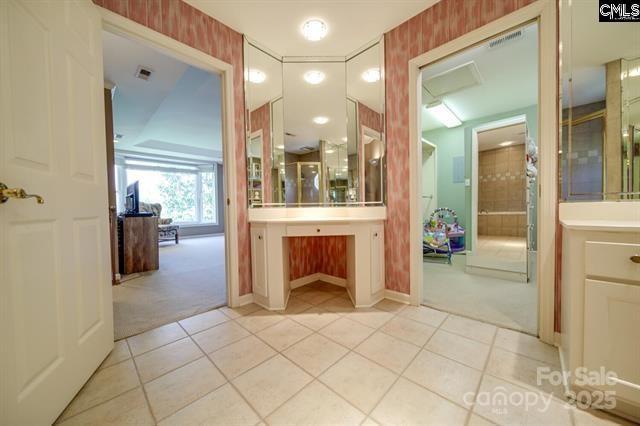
[316,228,320,233]
[258,235,262,240]
[374,232,378,237]
[631,255,640,264]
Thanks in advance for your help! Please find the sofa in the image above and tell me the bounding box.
[139,202,180,244]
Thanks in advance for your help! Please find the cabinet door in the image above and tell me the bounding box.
[371,225,385,294]
[250,227,268,298]
[584,279,640,404]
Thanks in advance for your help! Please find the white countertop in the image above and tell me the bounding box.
[248,206,387,223]
[560,219,640,232]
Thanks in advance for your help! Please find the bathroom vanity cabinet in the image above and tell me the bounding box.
[248,208,386,310]
[560,205,640,422]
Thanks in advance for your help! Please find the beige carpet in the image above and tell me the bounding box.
[113,236,226,340]
[423,254,537,334]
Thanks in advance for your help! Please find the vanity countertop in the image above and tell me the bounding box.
[248,206,387,223]
[560,219,640,232]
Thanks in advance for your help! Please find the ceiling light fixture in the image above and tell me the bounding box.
[425,101,461,128]
[303,70,325,85]
[361,68,381,83]
[244,69,266,84]
[276,144,285,149]
[325,149,335,154]
[302,19,328,41]
[341,137,348,142]
[313,116,329,125]
[499,141,514,147]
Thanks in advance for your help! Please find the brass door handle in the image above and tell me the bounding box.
[631,255,640,264]
[0,183,44,204]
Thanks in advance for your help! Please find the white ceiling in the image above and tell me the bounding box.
[478,123,526,151]
[421,22,538,132]
[561,0,640,109]
[103,31,223,161]
[187,0,436,57]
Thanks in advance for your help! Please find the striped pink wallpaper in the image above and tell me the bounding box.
[289,236,347,281]
[383,0,536,294]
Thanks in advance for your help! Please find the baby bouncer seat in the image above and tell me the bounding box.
[423,207,465,264]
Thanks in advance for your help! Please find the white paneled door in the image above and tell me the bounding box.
[0,0,113,424]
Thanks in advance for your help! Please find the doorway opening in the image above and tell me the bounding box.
[103,30,227,340]
[419,21,539,334]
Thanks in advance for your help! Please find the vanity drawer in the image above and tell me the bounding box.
[585,241,640,283]
[286,224,352,237]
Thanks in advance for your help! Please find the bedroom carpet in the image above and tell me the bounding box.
[113,235,226,340]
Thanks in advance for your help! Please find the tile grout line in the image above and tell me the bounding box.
[126,338,160,425]
[463,326,498,426]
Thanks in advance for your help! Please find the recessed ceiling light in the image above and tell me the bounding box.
[244,68,266,84]
[325,149,335,154]
[341,136,348,142]
[303,70,325,85]
[302,19,328,41]
[361,68,380,83]
[313,116,329,125]
[425,101,461,128]
[276,144,284,149]
[499,141,514,147]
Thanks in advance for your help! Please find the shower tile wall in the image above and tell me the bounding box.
[478,145,526,237]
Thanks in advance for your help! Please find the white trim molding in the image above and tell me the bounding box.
[408,0,557,344]
[99,8,241,309]
[290,273,347,289]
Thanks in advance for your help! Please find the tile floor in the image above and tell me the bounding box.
[58,281,628,425]
[476,235,527,262]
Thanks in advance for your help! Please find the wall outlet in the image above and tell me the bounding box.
[465,178,471,186]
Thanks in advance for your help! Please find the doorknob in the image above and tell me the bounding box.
[0,183,44,204]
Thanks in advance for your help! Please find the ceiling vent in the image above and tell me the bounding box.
[135,66,153,81]
[488,30,523,50]
[423,61,482,98]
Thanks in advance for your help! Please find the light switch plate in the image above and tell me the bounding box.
[465,178,471,186]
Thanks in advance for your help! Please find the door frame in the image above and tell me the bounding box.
[469,115,527,259]
[421,138,437,220]
[408,0,557,344]
[99,8,241,307]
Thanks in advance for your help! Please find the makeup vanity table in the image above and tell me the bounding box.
[248,207,386,310]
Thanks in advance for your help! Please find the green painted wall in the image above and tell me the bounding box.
[423,104,538,251]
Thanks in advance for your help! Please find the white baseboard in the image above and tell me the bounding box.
[384,289,412,304]
[465,265,527,283]
[235,292,254,307]
[290,273,346,289]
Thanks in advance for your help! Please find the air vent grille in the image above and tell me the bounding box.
[488,30,523,49]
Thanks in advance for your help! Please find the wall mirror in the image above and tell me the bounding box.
[244,38,385,207]
[560,0,640,201]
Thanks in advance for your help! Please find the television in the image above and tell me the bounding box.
[125,181,139,214]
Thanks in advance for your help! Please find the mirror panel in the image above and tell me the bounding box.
[244,38,385,207]
[560,0,640,201]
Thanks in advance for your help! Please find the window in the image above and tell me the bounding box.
[122,158,217,224]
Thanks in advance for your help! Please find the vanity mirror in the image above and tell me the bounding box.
[244,38,385,207]
[560,0,640,201]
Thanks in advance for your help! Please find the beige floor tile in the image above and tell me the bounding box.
[371,377,468,426]
[355,332,420,374]
[425,330,490,371]
[191,321,251,354]
[234,309,285,333]
[99,340,131,369]
[296,290,339,305]
[58,387,153,425]
[276,297,313,315]
[403,350,482,408]
[347,308,394,329]
[398,305,448,327]
[362,417,381,426]
[441,314,497,344]
[317,296,357,314]
[494,328,560,367]
[209,335,276,379]
[178,309,229,335]
[485,347,565,398]
[572,408,636,425]
[134,337,203,383]
[127,322,187,356]
[283,333,349,377]
[158,383,260,426]
[256,318,313,351]
[319,317,375,349]
[468,413,496,426]
[380,316,436,346]
[373,299,407,314]
[232,354,313,417]
[473,375,573,426]
[319,352,397,413]
[144,357,226,420]
[289,307,341,330]
[307,281,347,294]
[219,303,262,319]
[60,360,140,420]
[266,380,365,426]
